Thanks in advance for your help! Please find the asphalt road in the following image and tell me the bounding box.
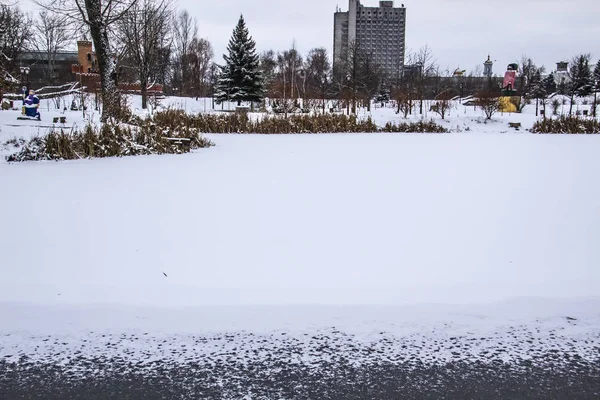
[2,353,600,400]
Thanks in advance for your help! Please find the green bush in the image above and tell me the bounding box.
[531,116,600,134]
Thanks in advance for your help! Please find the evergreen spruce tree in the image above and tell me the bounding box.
[593,60,600,118]
[215,15,264,107]
[374,85,390,106]
[528,69,544,116]
[543,73,556,95]
[594,60,600,84]
[567,54,593,115]
[540,73,556,118]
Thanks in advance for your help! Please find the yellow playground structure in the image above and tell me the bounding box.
[499,96,519,113]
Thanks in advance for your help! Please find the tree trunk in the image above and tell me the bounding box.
[542,100,546,119]
[535,98,539,117]
[85,0,120,122]
[594,91,597,118]
[141,77,148,110]
[569,94,574,116]
[283,76,287,119]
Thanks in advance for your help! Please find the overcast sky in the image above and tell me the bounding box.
[182,0,599,74]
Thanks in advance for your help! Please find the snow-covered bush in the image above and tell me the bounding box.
[531,116,600,134]
[6,116,214,162]
[381,120,448,133]
[431,91,454,120]
[476,93,501,120]
[1,137,26,150]
[150,109,447,134]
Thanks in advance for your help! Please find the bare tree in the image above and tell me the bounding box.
[518,56,545,91]
[32,11,72,84]
[518,56,535,93]
[259,50,277,97]
[153,45,171,92]
[172,9,196,96]
[0,5,12,82]
[394,90,413,118]
[341,40,366,115]
[280,43,303,103]
[359,50,382,112]
[117,0,172,109]
[517,56,545,113]
[305,47,331,113]
[0,5,31,75]
[390,55,418,117]
[274,51,293,115]
[274,46,303,115]
[476,91,501,120]
[206,62,218,98]
[431,91,453,120]
[188,37,213,98]
[413,45,437,115]
[35,0,138,121]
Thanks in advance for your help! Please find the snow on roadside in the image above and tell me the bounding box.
[2,299,599,368]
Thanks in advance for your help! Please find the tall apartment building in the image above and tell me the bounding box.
[333,0,406,80]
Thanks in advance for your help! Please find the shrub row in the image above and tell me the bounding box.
[380,120,448,133]
[531,116,600,134]
[152,109,448,134]
[5,110,448,162]
[6,119,213,162]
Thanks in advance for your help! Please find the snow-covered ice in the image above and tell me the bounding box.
[1,96,600,398]
[1,133,599,307]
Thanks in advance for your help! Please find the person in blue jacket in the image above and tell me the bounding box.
[23,90,41,120]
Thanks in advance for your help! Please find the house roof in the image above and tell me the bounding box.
[18,51,79,63]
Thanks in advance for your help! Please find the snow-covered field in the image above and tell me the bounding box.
[0,93,596,144]
[1,96,600,398]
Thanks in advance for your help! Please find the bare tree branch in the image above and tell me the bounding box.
[116,0,172,108]
[31,11,73,84]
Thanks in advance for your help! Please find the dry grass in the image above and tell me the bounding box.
[381,119,448,133]
[6,109,450,162]
[6,118,214,162]
[152,109,448,134]
[531,116,600,134]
